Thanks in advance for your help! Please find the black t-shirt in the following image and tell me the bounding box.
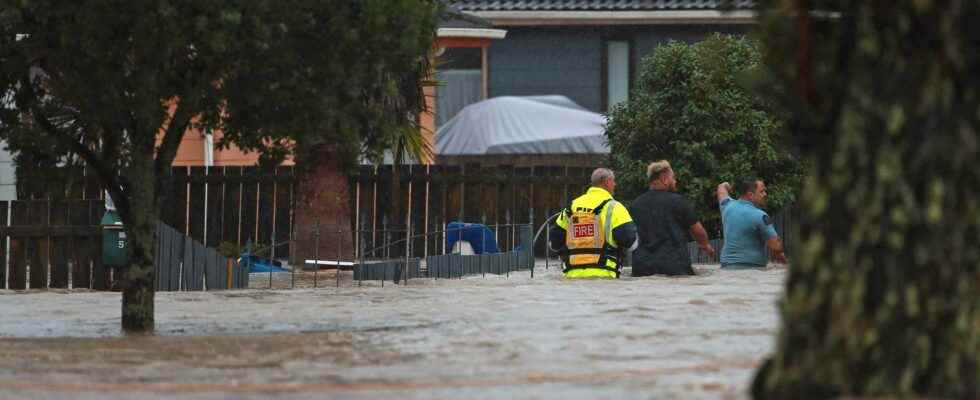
[628,189,698,276]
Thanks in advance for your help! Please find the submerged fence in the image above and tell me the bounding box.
[0,199,246,291]
[248,222,535,288]
[4,164,799,290]
[155,223,247,291]
[0,200,109,290]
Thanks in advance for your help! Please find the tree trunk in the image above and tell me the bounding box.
[117,156,158,333]
[293,154,353,265]
[753,2,980,398]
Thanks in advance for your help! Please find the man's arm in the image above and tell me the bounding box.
[549,209,568,252]
[612,222,638,252]
[767,236,788,264]
[717,182,732,204]
[689,222,716,259]
[759,214,788,264]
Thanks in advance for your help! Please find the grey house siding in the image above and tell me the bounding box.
[0,143,15,201]
[488,27,605,111]
[488,25,750,113]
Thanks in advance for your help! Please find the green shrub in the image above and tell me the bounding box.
[605,34,804,233]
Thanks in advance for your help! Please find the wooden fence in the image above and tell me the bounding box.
[135,165,593,264]
[350,164,595,260]
[155,223,248,291]
[159,166,295,262]
[0,199,110,290]
[10,165,799,272]
[0,199,246,291]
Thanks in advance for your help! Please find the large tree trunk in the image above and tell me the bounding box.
[293,154,353,266]
[753,2,980,398]
[117,155,158,333]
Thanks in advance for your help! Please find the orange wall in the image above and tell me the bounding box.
[158,100,293,167]
[168,127,294,167]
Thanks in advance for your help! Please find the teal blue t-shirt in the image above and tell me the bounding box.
[719,197,778,267]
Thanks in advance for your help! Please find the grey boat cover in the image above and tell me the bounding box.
[435,96,609,155]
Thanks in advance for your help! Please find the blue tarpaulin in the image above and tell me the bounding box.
[445,222,499,254]
[241,254,288,273]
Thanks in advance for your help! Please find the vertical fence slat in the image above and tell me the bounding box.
[189,167,206,243]
[70,235,90,289]
[172,167,189,235]
[275,167,293,264]
[172,225,185,290]
[49,236,68,289]
[90,234,108,291]
[193,241,207,290]
[0,201,7,289]
[258,170,275,258]
[8,236,25,289]
[154,224,165,291]
[221,167,242,248]
[206,167,223,248]
[240,167,258,249]
[182,237,194,290]
[49,201,68,288]
[205,248,221,291]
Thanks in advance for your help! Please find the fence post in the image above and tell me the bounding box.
[545,208,550,271]
[528,221,535,276]
[357,228,363,287]
[528,208,534,276]
[482,224,486,279]
[404,222,410,286]
[337,225,342,288]
[313,219,320,288]
[382,217,388,260]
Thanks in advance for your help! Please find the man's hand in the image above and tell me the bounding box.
[717,182,731,203]
[767,237,788,264]
[699,243,716,259]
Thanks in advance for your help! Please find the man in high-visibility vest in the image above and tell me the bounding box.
[549,168,638,278]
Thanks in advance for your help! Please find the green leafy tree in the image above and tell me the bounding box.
[750,1,980,398]
[0,0,440,332]
[605,34,803,233]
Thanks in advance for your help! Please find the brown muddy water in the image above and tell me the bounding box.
[0,262,786,399]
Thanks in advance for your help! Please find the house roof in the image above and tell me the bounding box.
[451,1,755,11]
[440,3,495,29]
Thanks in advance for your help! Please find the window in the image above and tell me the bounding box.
[605,40,631,110]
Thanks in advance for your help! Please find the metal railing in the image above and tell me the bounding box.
[242,221,534,289]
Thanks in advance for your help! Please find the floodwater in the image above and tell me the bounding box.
[0,262,786,399]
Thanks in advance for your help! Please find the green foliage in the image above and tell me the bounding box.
[0,0,440,231]
[605,34,803,233]
[0,0,440,331]
[751,1,980,398]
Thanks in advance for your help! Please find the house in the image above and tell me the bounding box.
[438,0,755,122]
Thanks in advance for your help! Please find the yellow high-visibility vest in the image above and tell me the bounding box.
[556,187,632,278]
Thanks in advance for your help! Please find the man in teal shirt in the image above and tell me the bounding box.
[716,179,788,268]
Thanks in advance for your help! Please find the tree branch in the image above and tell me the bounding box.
[28,103,130,219]
[154,96,194,177]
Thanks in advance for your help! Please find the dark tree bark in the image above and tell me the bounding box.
[752,1,980,398]
[117,155,157,332]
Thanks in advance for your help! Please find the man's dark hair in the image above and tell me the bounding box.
[738,179,762,196]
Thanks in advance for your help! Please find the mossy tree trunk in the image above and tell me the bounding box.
[115,152,158,333]
[752,1,980,398]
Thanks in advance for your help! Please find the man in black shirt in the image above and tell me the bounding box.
[629,160,715,276]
